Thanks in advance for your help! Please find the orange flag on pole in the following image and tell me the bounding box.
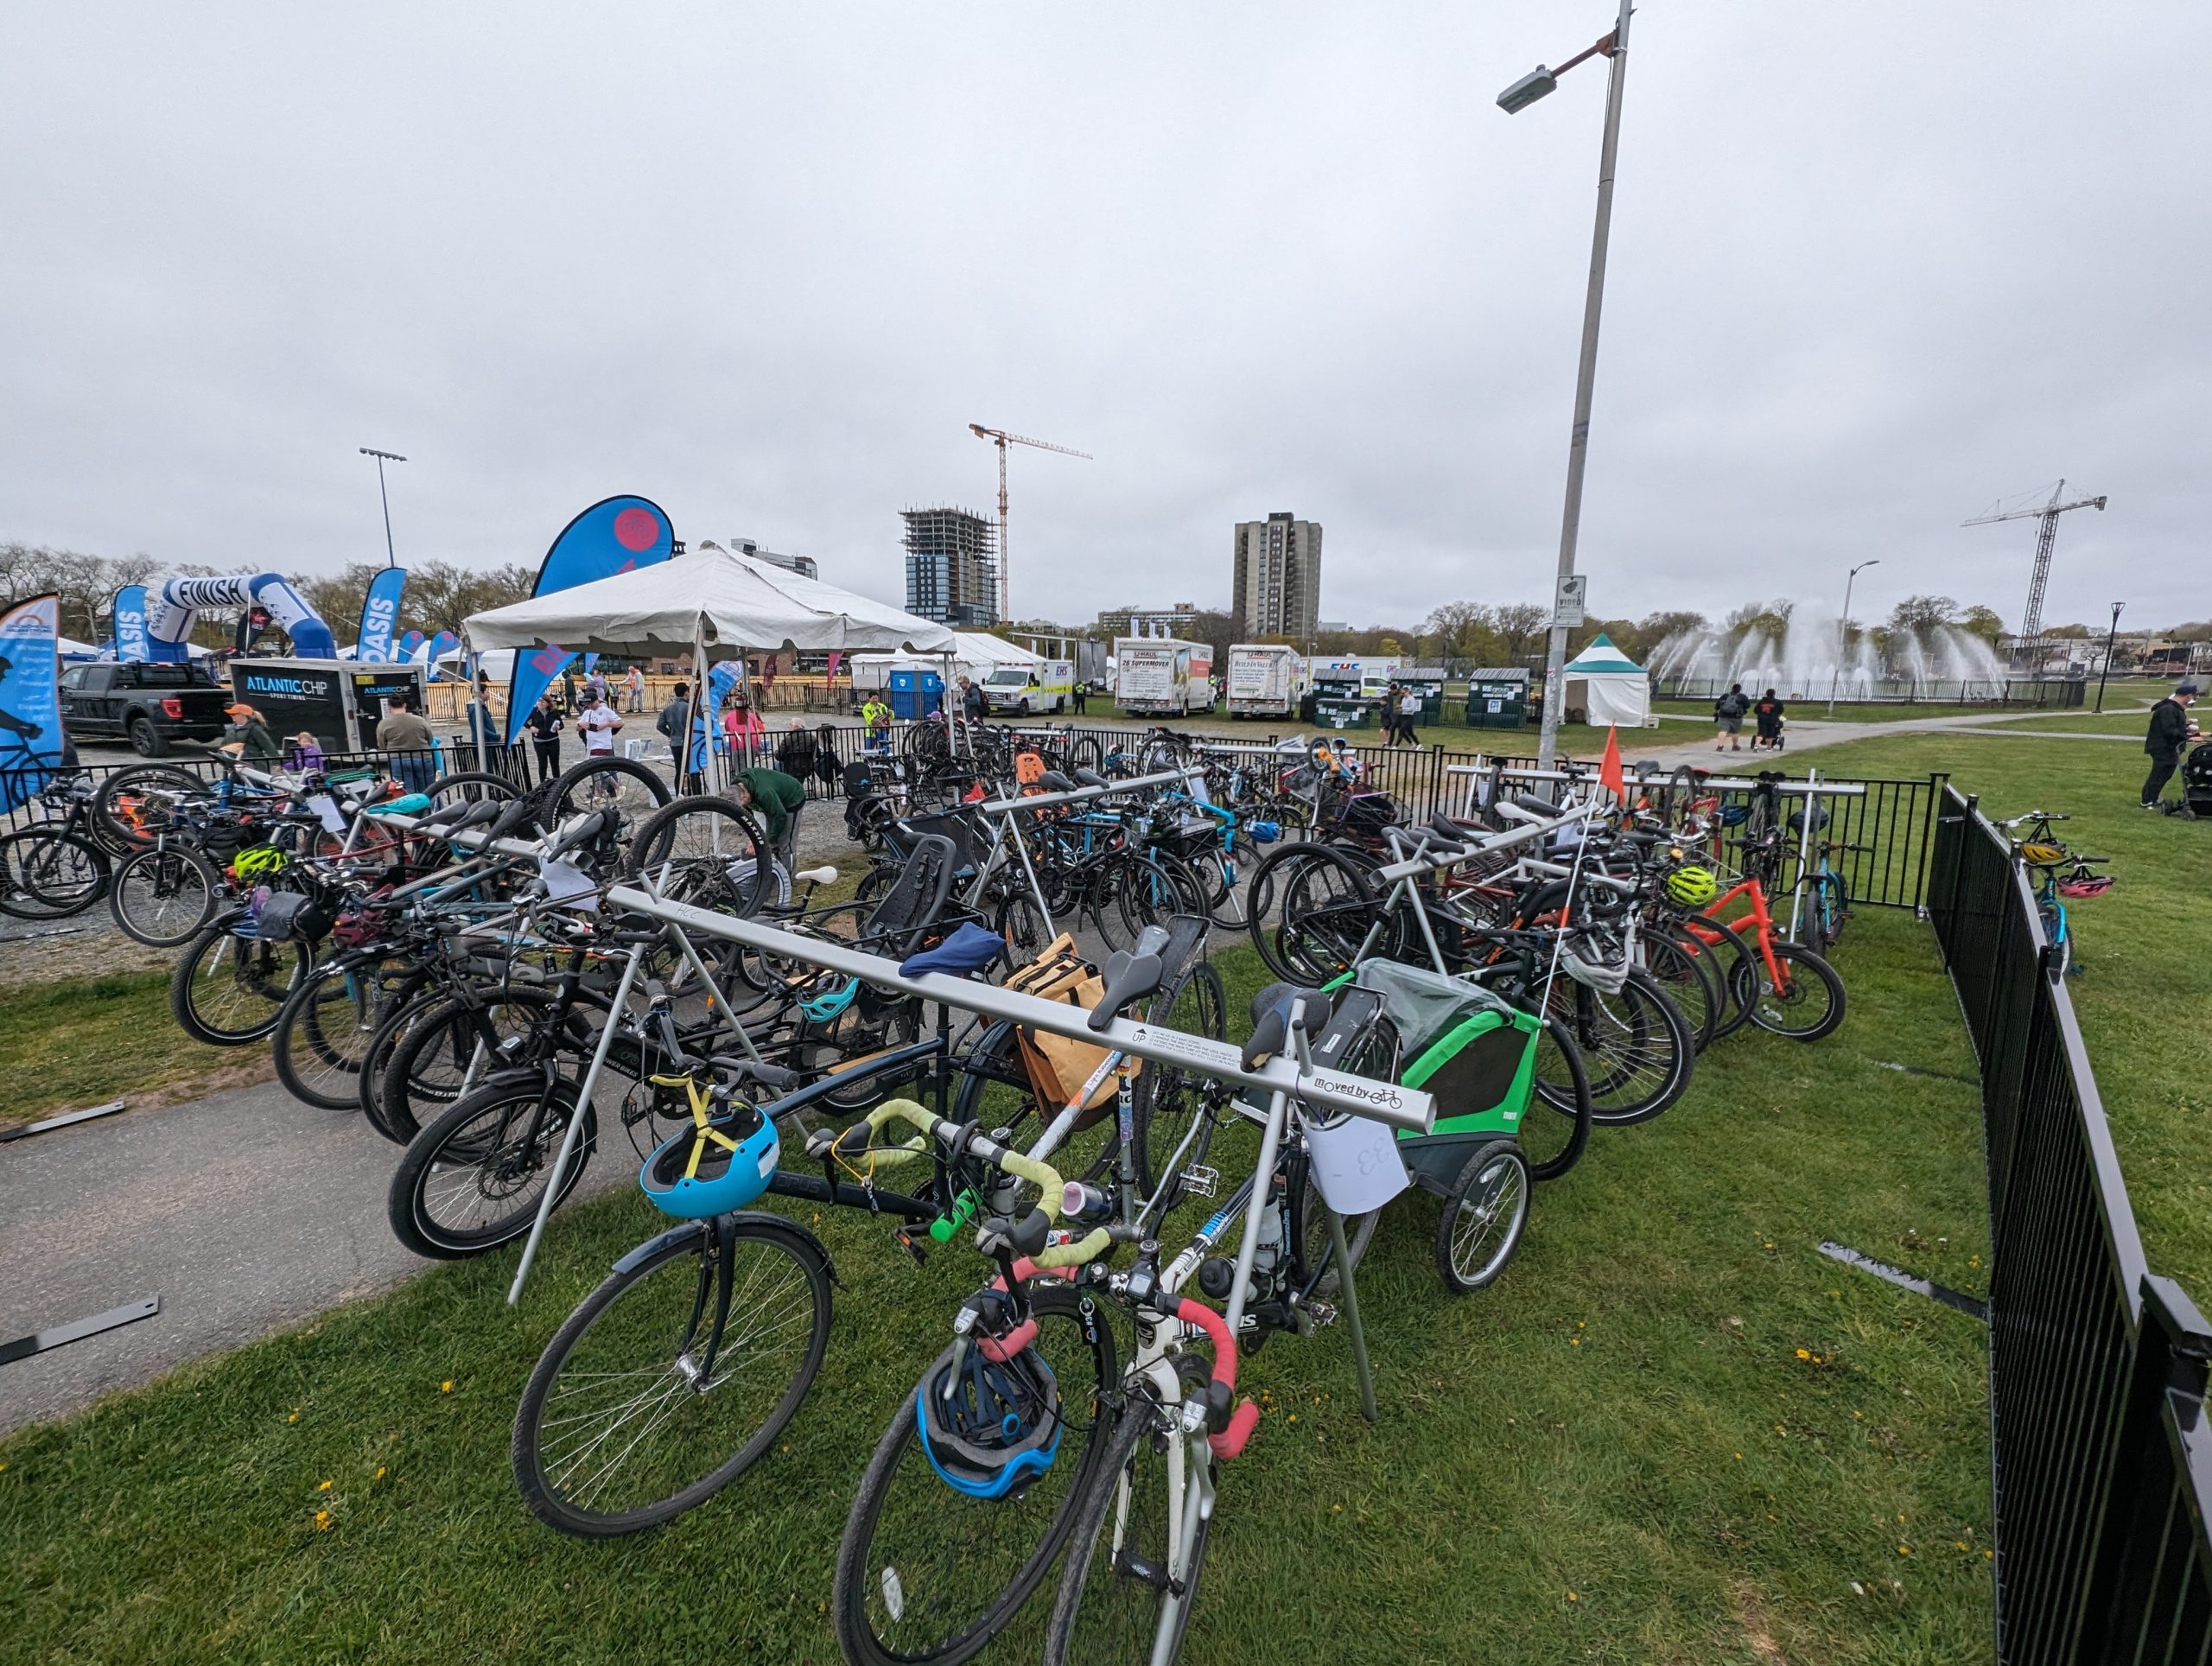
[1599,725,1625,803]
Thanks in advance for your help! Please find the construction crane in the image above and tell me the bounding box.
[969,424,1091,624]
[1962,479,2107,659]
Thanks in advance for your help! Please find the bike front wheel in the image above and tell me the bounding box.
[1043,1389,1211,1666]
[109,844,219,945]
[387,1073,596,1259]
[834,1283,1116,1666]
[512,1217,831,1538]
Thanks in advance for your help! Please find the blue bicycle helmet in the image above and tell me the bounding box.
[918,1338,1063,1500]
[638,1105,780,1218]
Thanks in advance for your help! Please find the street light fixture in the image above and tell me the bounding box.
[1502,0,1637,777]
[2095,601,2125,712]
[1828,558,1879,716]
[359,447,407,569]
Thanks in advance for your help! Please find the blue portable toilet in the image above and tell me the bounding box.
[887,669,944,720]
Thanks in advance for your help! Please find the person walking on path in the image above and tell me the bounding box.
[2142,684,2200,808]
[960,676,985,722]
[1751,689,1786,753]
[624,665,645,712]
[1713,684,1749,752]
[524,691,563,784]
[375,693,437,792]
[734,765,808,876]
[1396,684,1422,747]
[575,687,622,760]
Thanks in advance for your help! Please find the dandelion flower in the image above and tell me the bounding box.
[1795,1348,1810,1360]
[375,1467,387,1480]
[314,1510,332,1531]
[440,1380,454,1393]
[1897,1544,1911,1556]
[318,1479,333,1492]
[1567,1592,1578,1602]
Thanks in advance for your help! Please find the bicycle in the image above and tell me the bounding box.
[2001,811,2110,977]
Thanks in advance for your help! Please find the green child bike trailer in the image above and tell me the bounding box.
[1308,959,1541,1294]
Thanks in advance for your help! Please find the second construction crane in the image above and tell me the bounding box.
[969,423,1091,624]
[1963,479,2107,659]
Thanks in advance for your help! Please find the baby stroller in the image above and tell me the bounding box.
[2177,740,2212,819]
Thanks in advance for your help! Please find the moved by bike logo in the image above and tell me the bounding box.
[1317,1073,1406,1113]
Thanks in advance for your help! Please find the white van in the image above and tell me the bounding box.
[981,660,1076,715]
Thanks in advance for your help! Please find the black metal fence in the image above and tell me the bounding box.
[1927,784,2212,1662]
[1657,676,2087,709]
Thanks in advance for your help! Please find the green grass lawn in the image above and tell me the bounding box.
[0,969,270,1129]
[1955,709,2154,734]
[3,915,1996,1663]
[1791,727,2212,1298]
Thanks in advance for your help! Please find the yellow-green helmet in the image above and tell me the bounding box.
[1664,864,1718,909]
[231,846,290,881]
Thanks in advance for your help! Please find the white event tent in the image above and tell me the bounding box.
[465,545,957,785]
[1557,633,1654,728]
[849,631,1039,691]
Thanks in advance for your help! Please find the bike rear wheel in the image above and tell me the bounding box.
[0,828,109,919]
[1732,941,1847,1042]
[169,914,308,1046]
[1548,969,1694,1125]
[512,1218,831,1537]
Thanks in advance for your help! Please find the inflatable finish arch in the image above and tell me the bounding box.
[143,574,335,661]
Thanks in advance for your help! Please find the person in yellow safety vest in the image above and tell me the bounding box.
[861,695,893,754]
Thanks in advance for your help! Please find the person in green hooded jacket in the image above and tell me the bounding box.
[734,766,807,873]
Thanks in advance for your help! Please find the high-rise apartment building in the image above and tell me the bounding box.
[902,507,999,626]
[1232,512,1322,639]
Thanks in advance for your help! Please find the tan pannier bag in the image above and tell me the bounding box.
[1003,934,1138,1123]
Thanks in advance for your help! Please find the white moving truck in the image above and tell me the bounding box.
[1114,638,1215,715]
[1225,644,1308,719]
[981,659,1076,715]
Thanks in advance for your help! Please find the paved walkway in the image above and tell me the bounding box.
[0,1077,634,1436]
[1616,707,2152,773]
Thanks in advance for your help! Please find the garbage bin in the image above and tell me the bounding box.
[1463,672,1530,731]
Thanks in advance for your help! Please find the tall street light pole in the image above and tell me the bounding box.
[1500,0,1636,774]
[359,448,406,568]
[2095,601,2125,712]
[1827,558,1879,716]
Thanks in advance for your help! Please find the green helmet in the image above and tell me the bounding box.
[231,845,290,881]
[1664,864,1718,909]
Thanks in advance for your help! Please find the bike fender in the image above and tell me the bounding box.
[612,1220,712,1276]
[730,1211,843,1292]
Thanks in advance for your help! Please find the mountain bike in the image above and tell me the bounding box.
[2001,811,2109,976]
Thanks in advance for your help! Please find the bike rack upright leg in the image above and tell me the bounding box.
[1325,1206,1380,1424]
[507,940,647,1306]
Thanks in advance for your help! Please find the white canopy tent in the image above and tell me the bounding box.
[1558,633,1654,728]
[465,547,957,787]
[849,631,1039,691]
[463,546,957,661]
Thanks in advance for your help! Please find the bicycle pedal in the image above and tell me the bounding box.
[893,1225,930,1266]
[1178,1164,1219,1199]
[1302,1299,1336,1331]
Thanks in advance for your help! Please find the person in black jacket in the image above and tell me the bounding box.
[2142,684,2200,808]
[524,692,563,784]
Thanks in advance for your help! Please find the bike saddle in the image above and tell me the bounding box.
[488,796,543,840]
[1072,766,1109,788]
[543,810,611,858]
[1034,770,1075,794]
[1513,793,1560,817]
[1089,929,1173,1032]
[1241,984,1331,1069]
[898,919,1005,978]
[708,1056,802,1093]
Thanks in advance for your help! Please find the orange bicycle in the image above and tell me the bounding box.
[1681,868,1846,1041]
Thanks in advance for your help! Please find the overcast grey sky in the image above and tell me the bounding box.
[3,3,2205,632]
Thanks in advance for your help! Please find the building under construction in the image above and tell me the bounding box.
[903,506,999,627]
